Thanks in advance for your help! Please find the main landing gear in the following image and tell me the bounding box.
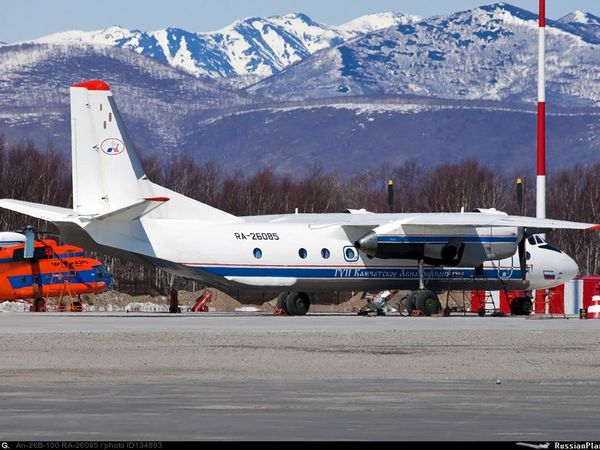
[396,260,442,317]
[398,289,442,316]
[276,291,311,316]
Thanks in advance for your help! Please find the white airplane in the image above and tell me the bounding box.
[0,80,597,315]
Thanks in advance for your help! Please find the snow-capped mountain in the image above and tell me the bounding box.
[0,3,598,176]
[0,42,248,151]
[558,10,600,42]
[248,3,600,107]
[31,13,418,79]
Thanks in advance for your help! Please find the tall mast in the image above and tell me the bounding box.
[536,0,546,219]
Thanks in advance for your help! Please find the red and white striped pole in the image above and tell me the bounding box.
[536,0,546,220]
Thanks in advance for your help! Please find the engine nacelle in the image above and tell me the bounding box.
[355,226,519,267]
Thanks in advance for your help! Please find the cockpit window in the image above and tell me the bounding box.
[527,237,537,245]
[94,265,111,278]
[540,243,562,254]
[535,236,543,245]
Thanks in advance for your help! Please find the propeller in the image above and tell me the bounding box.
[516,178,524,216]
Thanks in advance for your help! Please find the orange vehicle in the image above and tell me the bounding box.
[0,234,112,311]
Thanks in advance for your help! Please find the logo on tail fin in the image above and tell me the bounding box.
[100,138,125,155]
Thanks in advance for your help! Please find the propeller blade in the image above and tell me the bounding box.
[518,238,527,281]
[516,178,524,216]
[387,179,394,213]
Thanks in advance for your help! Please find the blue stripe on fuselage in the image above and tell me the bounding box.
[192,265,522,281]
[7,269,100,289]
[377,236,516,244]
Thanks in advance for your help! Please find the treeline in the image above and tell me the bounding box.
[1,136,599,294]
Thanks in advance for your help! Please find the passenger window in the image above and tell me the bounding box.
[298,248,308,259]
[344,246,359,262]
[253,248,262,259]
[321,248,330,259]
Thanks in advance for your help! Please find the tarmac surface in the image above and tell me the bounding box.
[1,312,599,441]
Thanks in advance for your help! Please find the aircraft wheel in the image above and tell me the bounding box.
[397,292,416,316]
[510,297,533,316]
[520,298,533,315]
[414,290,441,316]
[276,291,289,312]
[405,291,419,316]
[285,292,310,316]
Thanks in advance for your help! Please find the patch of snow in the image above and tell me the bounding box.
[338,12,419,33]
[235,306,261,312]
[0,301,30,312]
[29,26,132,46]
[125,302,169,312]
[172,36,196,74]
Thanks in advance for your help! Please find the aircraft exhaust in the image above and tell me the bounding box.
[355,231,378,257]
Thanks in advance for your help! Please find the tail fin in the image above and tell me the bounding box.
[70,80,235,222]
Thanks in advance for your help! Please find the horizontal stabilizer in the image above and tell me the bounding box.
[91,197,170,222]
[0,199,75,222]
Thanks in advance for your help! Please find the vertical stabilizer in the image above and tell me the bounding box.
[70,80,146,216]
[70,80,237,222]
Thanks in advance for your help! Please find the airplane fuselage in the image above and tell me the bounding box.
[69,214,578,293]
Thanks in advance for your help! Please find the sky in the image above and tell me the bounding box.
[1,0,599,43]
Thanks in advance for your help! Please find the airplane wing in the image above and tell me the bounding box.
[384,213,599,231]
[255,212,599,231]
[329,212,600,231]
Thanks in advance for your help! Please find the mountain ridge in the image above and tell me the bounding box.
[27,12,417,79]
[0,3,598,176]
[14,3,598,84]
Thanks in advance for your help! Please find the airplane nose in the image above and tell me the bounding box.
[561,253,579,282]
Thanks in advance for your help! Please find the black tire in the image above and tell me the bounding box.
[414,290,441,316]
[443,306,451,317]
[285,292,311,316]
[510,297,533,316]
[404,291,418,316]
[276,291,289,312]
[520,298,533,315]
[477,307,486,317]
[397,292,416,316]
[397,296,409,316]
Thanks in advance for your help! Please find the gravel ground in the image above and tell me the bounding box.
[1,322,599,382]
[1,315,599,440]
